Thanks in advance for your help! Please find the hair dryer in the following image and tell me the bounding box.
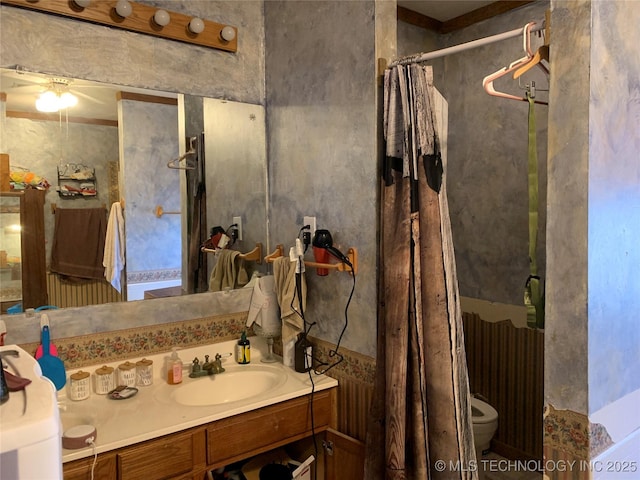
[312,229,352,276]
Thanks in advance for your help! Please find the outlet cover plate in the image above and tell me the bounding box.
[303,216,316,237]
[233,216,242,241]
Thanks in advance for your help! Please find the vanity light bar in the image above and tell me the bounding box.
[1,0,238,53]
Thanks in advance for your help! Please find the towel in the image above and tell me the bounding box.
[103,202,125,292]
[50,208,106,280]
[246,275,281,337]
[272,256,306,345]
[208,250,249,292]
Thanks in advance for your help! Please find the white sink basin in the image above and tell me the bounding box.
[172,366,287,406]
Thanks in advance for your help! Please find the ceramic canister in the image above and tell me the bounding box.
[117,361,137,387]
[94,365,115,394]
[69,370,91,401]
[135,358,153,386]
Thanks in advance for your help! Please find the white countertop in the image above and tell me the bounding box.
[59,337,338,463]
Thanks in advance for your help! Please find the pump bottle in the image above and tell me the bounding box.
[167,348,183,384]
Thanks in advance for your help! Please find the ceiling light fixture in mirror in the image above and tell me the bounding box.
[34,79,78,113]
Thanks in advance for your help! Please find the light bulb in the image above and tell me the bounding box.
[35,91,59,112]
[73,0,91,7]
[153,9,170,27]
[188,17,205,34]
[60,92,78,109]
[115,0,132,18]
[220,26,236,42]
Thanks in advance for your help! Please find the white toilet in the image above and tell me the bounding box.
[470,397,498,456]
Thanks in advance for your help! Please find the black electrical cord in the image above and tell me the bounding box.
[313,261,355,375]
[306,365,318,477]
[289,253,319,473]
[288,232,357,471]
[300,224,311,253]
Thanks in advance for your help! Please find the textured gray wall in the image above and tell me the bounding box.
[0,1,265,104]
[587,1,640,413]
[545,0,591,415]
[203,98,267,281]
[265,1,378,357]
[118,99,180,274]
[398,3,548,308]
[4,117,118,264]
[439,3,549,307]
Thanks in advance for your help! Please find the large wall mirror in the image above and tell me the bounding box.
[0,67,268,312]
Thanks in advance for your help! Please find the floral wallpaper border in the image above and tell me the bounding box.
[20,312,250,370]
[312,336,376,385]
[544,404,613,459]
[127,268,182,283]
[17,311,377,384]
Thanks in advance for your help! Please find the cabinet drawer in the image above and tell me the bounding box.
[207,389,332,467]
[117,429,194,480]
[64,452,117,480]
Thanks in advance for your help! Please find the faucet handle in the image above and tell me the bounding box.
[212,353,231,374]
[191,357,202,374]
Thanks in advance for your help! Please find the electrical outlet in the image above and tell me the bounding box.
[232,216,243,241]
[303,216,316,236]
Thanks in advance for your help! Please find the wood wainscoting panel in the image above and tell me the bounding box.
[462,312,544,461]
[47,271,123,308]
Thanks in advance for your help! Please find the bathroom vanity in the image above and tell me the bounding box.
[59,339,355,480]
[63,391,334,480]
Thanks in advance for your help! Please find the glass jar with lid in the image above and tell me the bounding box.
[94,365,115,394]
[135,358,153,386]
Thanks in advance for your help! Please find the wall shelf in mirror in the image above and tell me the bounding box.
[0,0,238,53]
[56,164,96,198]
[202,243,263,265]
[265,244,358,275]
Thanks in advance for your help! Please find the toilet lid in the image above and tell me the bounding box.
[471,397,498,424]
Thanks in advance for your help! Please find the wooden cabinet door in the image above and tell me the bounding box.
[63,452,117,480]
[323,429,365,480]
[207,390,333,470]
[117,429,196,480]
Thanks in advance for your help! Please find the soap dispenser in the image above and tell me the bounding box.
[167,348,183,385]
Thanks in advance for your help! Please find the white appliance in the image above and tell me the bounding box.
[0,345,63,480]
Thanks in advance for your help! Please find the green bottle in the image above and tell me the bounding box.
[236,331,250,364]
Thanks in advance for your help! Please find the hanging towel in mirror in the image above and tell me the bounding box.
[103,202,125,292]
[208,250,249,291]
[50,208,107,281]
